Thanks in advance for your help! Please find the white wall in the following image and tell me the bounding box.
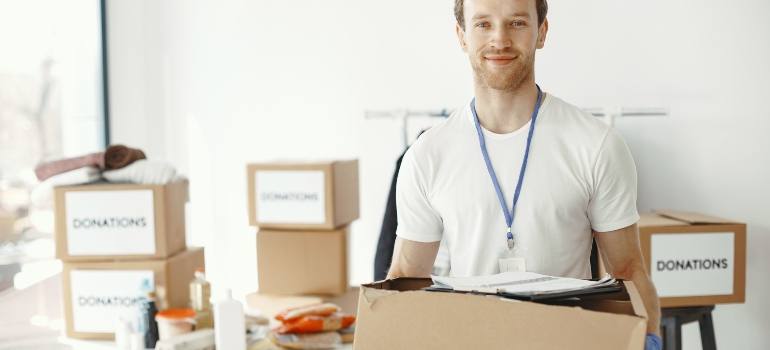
[108,1,770,349]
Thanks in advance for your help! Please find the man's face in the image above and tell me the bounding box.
[457,0,547,91]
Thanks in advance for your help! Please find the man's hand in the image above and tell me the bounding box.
[646,333,662,350]
[386,237,440,279]
[595,223,662,337]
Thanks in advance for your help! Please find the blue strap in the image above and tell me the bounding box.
[471,85,543,241]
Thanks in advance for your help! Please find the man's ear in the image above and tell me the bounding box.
[456,24,468,53]
[536,18,548,49]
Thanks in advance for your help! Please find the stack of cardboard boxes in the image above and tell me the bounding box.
[54,179,204,339]
[247,160,359,297]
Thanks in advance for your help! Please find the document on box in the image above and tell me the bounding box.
[431,271,616,295]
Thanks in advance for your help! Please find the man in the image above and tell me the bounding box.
[387,0,662,348]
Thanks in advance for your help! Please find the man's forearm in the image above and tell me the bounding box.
[629,267,661,336]
[386,237,440,279]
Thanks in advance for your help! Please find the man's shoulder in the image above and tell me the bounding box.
[541,94,611,137]
[408,103,473,155]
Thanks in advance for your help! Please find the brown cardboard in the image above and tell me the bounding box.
[353,278,647,350]
[61,247,204,339]
[642,211,745,307]
[599,211,746,308]
[54,179,188,262]
[246,160,359,230]
[256,227,348,296]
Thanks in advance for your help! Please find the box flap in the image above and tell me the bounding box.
[652,209,737,224]
[638,214,689,228]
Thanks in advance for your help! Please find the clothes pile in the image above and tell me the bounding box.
[31,145,181,207]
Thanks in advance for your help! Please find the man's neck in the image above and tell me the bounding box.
[474,81,541,135]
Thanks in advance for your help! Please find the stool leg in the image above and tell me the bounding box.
[661,317,679,350]
[699,312,717,350]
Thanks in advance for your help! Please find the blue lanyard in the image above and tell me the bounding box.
[471,85,543,242]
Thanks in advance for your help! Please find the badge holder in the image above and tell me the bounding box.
[499,232,527,273]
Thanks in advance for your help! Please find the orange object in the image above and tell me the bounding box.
[155,308,197,321]
[275,313,355,334]
[276,303,340,322]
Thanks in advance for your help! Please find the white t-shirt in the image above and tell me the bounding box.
[395,93,639,279]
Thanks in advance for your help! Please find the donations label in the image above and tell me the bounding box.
[255,170,326,224]
[70,269,154,333]
[650,232,735,297]
[65,190,157,255]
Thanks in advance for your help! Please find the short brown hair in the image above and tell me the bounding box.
[454,0,548,29]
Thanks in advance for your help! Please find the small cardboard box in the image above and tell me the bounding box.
[54,179,188,261]
[257,227,348,296]
[635,210,746,308]
[353,278,647,349]
[61,246,204,339]
[246,160,359,230]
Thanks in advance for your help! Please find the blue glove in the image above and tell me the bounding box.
[645,333,662,350]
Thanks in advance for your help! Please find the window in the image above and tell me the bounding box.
[0,0,108,291]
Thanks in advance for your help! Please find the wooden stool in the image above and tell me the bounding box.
[660,306,717,350]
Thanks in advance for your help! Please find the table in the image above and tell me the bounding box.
[0,273,353,350]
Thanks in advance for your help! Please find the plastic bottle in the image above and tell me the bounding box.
[143,292,160,349]
[189,268,214,329]
[212,288,245,350]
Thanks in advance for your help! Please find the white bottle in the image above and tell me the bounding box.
[212,288,245,350]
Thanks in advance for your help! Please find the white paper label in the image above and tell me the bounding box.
[65,190,156,255]
[70,270,155,333]
[650,232,734,298]
[499,258,527,273]
[255,170,326,224]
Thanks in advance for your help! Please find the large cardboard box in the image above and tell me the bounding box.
[636,210,746,308]
[247,160,359,230]
[354,278,647,349]
[54,179,188,261]
[61,247,204,339]
[257,227,348,296]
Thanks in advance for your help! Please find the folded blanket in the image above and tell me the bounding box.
[105,144,146,169]
[102,160,176,185]
[30,167,103,207]
[34,145,146,181]
[34,153,105,182]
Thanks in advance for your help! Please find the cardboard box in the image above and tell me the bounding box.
[54,179,188,261]
[61,247,204,339]
[247,160,359,230]
[257,227,348,296]
[353,278,647,349]
[608,210,746,308]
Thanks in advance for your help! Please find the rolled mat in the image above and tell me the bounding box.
[34,152,105,182]
[105,144,146,169]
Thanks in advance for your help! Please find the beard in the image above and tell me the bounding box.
[470,47,535,91]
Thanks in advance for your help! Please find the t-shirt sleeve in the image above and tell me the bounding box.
[587,128,640,232]
[395,147,443,242]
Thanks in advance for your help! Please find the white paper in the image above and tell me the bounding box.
[70,270,155,333]
[650,232,734,298]
[65,190,156,255]
[255,170,326,224]
[432,271,610,295]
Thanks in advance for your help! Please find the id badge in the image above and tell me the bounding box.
[499,244,528,273]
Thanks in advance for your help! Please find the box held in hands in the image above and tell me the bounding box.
[353,278,647,349]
